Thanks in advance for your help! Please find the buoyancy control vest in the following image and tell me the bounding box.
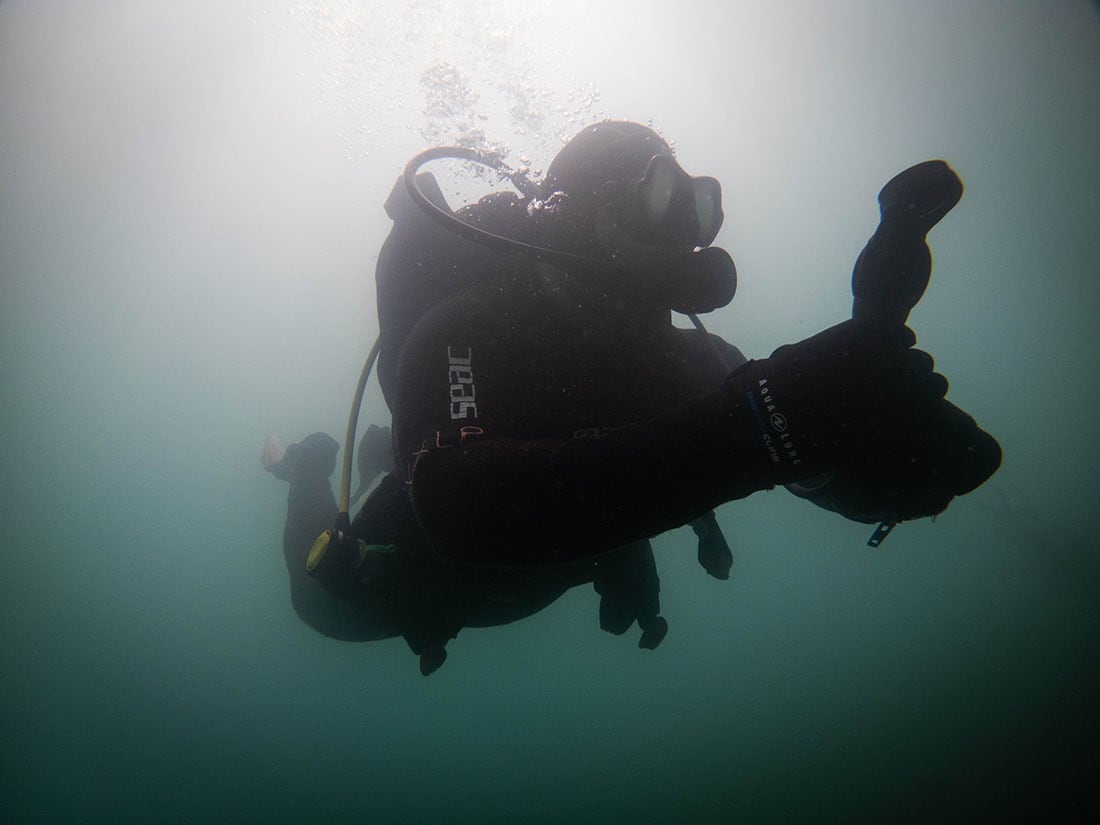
[375,172,536,410]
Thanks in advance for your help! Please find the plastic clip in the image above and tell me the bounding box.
[867,521,896,548]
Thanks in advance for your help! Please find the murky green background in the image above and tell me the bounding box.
[3,2,1097,822]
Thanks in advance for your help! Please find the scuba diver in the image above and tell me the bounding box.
[269,120,1001,675]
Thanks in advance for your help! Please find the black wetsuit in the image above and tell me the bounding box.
[298,161,1001,667]
[279,444,589,652]
[371,159,1002,569]
[331,178,747,649]
[384,258,753,567]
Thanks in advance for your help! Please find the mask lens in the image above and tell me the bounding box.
[639,155,676,227]
[636,156,724,248]
[692,176,724,247]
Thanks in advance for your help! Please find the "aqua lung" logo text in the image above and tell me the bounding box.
[756,378,801,466]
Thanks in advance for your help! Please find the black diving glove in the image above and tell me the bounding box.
[789,398,1002,525]
[723,319,949,487]
[265,432,340,482]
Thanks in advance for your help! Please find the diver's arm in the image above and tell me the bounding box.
[395,294,998,565]
[406,388,771,565]
[789,160,1001,528]
[392,292,855,565]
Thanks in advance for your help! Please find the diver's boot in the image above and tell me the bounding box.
[691,510,733,580]
[419,643,447,677]
[637,615,668,650]
[404,631,449,677]
[593,541,669,650]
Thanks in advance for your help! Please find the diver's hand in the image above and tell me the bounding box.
[723,319,948,484]
[792,398,1002,524]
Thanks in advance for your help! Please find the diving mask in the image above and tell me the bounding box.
[632,153,724,249]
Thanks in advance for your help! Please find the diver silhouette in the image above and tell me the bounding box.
[265,121,1000,675]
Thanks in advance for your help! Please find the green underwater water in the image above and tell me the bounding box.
[2,2,1098,823]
